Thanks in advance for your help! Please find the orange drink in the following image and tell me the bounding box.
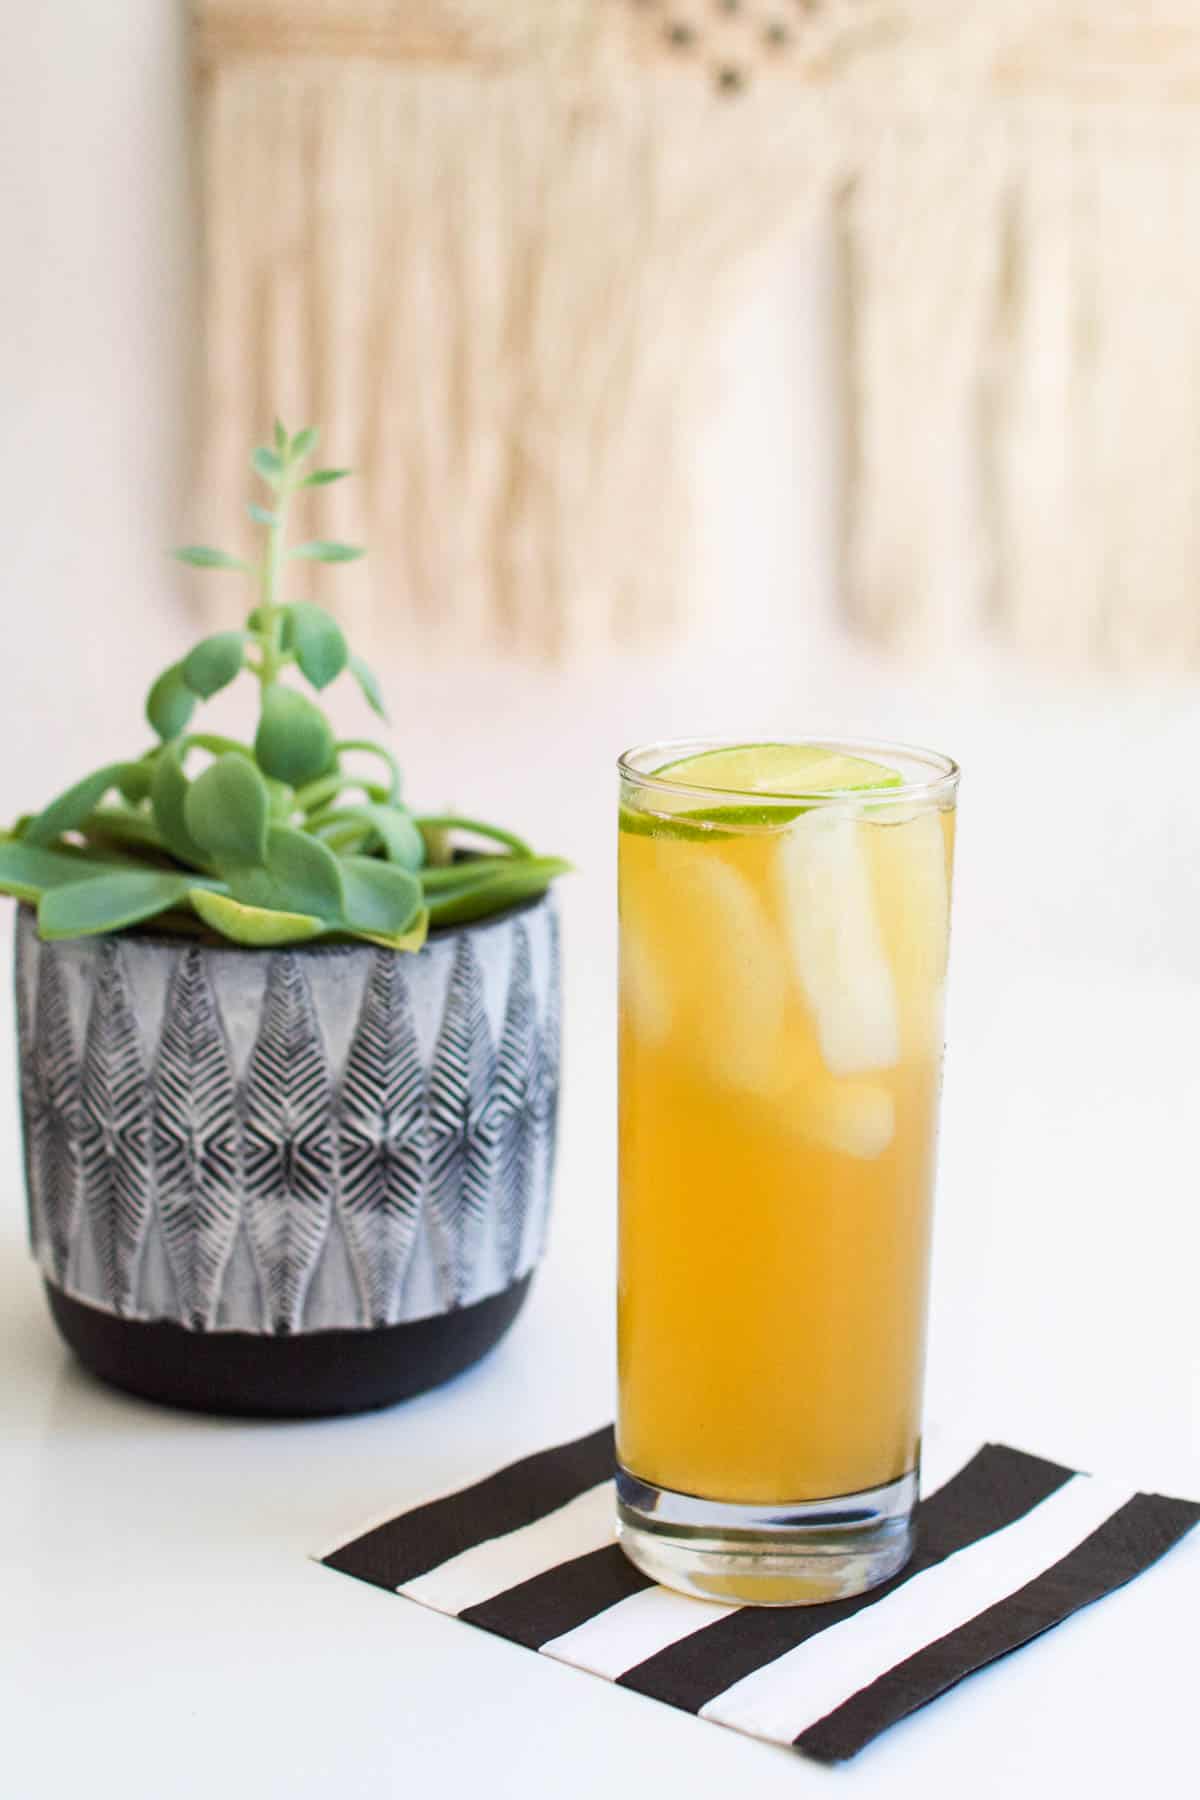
[616,740,958,1605]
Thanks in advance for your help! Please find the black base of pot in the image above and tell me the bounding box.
[45,1276,533,1419]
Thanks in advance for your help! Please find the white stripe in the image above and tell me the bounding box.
[534,1438,979,1686]
[314,1427,611,1562]
[400,1481,615,1615]
[541,1585,736,1680]
[701,1473,1136,1744]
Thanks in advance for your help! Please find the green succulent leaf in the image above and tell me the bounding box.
[424,856,569,929]
[252,446,283,486]
[150,743,207,868]
[0,424,569,948]
[357,910,429,953]
[146,664,197,742]
[367,914,431,957]
[189,888,325,947]
[265,823,345,916]
[348,653,387,719]
[23,763,139,846]
[227,824,344,921]
[116,758,156,805]
[38,869,195,940]
[82,809,173,861]
[0,839,121,902]
[418,856,519,893]
[173,546,250,572]
[338,856,423,939]
[312,803,423,870]
[289,540,364,563]
[181,631,247,700]
[184,754,270,865]
[287,602,349,690]
[254,685,336,785]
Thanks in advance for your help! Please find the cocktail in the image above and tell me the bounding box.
[616,740,958,1604]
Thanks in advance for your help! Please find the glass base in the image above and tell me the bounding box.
[615,1464,917,1607]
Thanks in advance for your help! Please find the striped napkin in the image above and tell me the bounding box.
[321,1425,1199,1764]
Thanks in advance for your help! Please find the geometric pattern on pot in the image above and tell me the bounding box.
[15,896,561,1335]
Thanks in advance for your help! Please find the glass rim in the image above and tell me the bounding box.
[616,736,960,807]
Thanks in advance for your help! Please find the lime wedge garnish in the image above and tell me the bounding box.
[620,743,901,841]
[652,743,902,797]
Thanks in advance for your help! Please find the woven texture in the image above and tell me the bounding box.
[189,0,845,657]
[192,2,1200,667]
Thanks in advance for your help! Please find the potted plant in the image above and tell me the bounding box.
[0,427,567,1416]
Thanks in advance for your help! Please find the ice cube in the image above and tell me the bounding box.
[868,810,950,1058]
[775,808,900,1076]
[620,919,672,1047]
[623,847,786,1091]
[701,864,790,1090]
[785,1077,895,1160]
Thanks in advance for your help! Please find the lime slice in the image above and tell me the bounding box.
[620,743,901,841]
[653,743,902,797]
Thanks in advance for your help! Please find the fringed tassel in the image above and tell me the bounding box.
[839,97,1200,668]
[194,2,1200,669]
[190,5,829,659]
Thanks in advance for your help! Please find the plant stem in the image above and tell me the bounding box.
[257,475,292,692]
[186,733,254,759]
[294,772,346,814]
[318,824,371,854]
[413,815,534,858]
[333,739,401,801]
[294,772,390,814]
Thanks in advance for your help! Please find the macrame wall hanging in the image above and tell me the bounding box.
[834,2,1200,669]
[192,2,1200,667]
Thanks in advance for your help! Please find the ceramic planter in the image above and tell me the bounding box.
[14,896,560,1415]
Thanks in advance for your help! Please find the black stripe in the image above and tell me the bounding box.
[616,1443,1074,1713]
[323,1424,615,1591]
[460,1544,655,1647]
[796,1490,1200,1763]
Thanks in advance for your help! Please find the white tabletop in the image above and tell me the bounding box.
[4,643,1199,1798]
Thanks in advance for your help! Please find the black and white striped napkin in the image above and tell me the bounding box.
[321,1425,1199,1764]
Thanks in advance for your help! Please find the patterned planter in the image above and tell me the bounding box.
[14,896,560,1415]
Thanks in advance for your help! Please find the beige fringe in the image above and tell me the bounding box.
[836,2,1200,667]
[192,2,1200,668]
[191,1,845,659]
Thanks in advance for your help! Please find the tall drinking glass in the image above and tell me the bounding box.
[616,739,959,1605]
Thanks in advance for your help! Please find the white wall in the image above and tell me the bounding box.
[0,1,196,808]
[1,0,1199,1491]
[0,5,836,772]
[4,5,1199,978]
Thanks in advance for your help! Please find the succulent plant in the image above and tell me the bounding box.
[0,426,568,948]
